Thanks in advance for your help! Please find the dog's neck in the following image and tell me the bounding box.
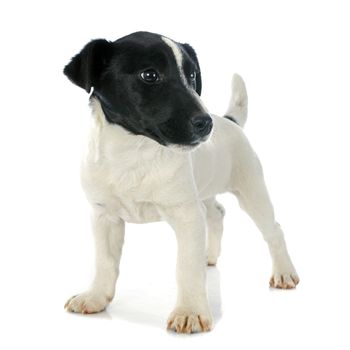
[87,98,186,166]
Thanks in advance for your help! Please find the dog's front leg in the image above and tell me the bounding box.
[65,208,125,314]
[163,203,212,333]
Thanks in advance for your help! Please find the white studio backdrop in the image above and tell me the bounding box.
[0,0,349,349]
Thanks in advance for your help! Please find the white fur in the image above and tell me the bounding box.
[225,73,248,127]
[65,75,299,332]
[162,36,186,85]
[162,36,208,115]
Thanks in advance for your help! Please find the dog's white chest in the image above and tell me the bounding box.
[82,158,165,223]
[106,196,162,223]
[81,122,191,223]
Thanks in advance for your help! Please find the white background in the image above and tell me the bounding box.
[1,0,349,349]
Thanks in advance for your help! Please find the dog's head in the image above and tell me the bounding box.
[64,31,212,148]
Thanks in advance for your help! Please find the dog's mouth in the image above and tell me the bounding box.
[186,133,212,147]
[144,126,212,149]
[143,117,213,149]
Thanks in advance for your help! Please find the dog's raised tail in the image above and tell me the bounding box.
[224,73,248,128]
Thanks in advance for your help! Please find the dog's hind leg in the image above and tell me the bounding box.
[65,209,125,314]
[231,139,299,289]
[204,198,225,266]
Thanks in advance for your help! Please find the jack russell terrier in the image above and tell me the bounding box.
[63,31,299,333]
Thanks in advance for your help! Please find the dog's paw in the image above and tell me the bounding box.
[269,272,300,289]
[167,308,212,334]
[64,292,112,314]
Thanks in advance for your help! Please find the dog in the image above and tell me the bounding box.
[63,31,299,333]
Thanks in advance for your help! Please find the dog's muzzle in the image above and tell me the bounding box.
[150,113,213,147]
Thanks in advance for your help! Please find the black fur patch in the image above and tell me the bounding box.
[64,39,113,93]
[223,115,238,125]
[181,43,202,96]
[64,31,210,146]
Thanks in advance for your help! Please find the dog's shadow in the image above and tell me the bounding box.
[91,267,222,329]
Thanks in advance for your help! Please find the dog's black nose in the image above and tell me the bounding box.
[191,115,213,136]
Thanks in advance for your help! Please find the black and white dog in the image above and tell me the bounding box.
[64,31,299,333]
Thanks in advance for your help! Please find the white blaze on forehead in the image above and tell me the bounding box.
[162,36,187,86]
[161,36,208,112]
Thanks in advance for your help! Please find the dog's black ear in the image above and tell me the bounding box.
[64,39,113,93]
[181,43,202,95]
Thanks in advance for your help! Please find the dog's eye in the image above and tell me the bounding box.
[140,69,160,83]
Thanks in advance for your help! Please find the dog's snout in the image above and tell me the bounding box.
[191,115,213,136]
